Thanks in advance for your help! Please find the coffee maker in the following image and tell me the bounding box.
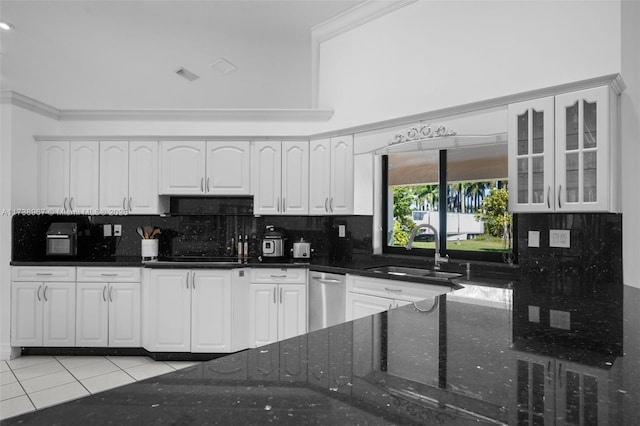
[261,226,285,259]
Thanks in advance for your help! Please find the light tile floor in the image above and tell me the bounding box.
[0,355,200,421]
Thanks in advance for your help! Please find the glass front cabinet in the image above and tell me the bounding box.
[508,85,620,213]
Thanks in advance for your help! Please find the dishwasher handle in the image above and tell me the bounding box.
[311,277,343,284]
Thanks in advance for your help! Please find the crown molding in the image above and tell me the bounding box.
[311,0,417,107]
[0,90,334,122]
[0,91,60,120]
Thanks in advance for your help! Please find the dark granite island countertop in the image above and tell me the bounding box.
[4,279,640,425]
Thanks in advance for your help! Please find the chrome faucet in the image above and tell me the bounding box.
[405,223,448,270]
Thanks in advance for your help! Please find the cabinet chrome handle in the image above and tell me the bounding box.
[69,197,74,210]
[101,273,117,276]
[63,197,68,211]
[282,198,285,213]
[558,184,562,209]
[109,286,114,302]
[273,287,276,304]
[270,274,287,278]
[330,197,334,212]
[384,287,402,292]
[36,272,53,276]
[123,197,127,210]
[192,272,196,290]
[547,186,551,208]
[103,286,107,302]
[206,177,210,192]
[128,197,132,211]
[325,198,329,212]
[37,285,42,302]
[186,272,190,289]
[43,285,48,302]
[200,178,204,192]
[276,197,280,213]
[280,287,283,304]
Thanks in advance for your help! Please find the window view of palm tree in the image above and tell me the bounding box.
[386,144,512,260]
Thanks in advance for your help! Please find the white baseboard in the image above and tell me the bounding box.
[0,344,21,361]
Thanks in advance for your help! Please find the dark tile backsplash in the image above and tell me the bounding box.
[12,212,373,262]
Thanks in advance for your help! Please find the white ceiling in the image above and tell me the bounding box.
[0,0,364,110]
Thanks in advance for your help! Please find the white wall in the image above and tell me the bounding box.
[0,104,59,359]
[318,0,621,129]
[621,0,640,289]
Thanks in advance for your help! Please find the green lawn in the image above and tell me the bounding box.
[410,235,510,252]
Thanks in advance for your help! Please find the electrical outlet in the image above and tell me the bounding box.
[338,224,346,238]
[103,224,112,237]
[550,309,571,330]
[528,305,540,323]
[528,231,540,248]
[549,229,570,248]
[113,224,122,237]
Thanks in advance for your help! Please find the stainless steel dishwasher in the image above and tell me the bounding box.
[308,271,346,332]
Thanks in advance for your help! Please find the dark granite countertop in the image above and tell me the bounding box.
[4,281,639,425]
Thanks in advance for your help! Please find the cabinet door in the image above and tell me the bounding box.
[160,141,206,195]
[249,284,278,347]
[191,271,232,353]
[206,141,251,195]
[69,141,100,211]
[109,282,141,347]
[555,86,612,212]
[76,282,109,347]
[99,141,129,211]
[11,282,43,346]
[278,284,307,340]
[346,292,391,321]
[281,141,309,215]
[146,270,191,351]
[129,141,159,214]
[253,142,282,215]
[309,139,331,214]
[508,97,555,212]
[42,282,76,346]
[329,135,354,214]
[38,141,69,212]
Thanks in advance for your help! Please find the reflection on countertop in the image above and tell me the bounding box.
[5,276,638,425]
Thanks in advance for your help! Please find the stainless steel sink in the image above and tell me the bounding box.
[367,265,462,281]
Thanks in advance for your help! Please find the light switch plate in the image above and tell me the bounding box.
[549,229,570,248]
[113,224,122,237]
[528,231,540,248]
[103,224,112,237]
[550,309,571,330]
[528,305,540,323]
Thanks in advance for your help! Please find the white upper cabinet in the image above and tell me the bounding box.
[253,141,308,215]
[39,141,99,213]
[309,136,354,215]
[508,85,620,213]
[555,87,616,212]
[206,142,251,195]
[100,141,129,210]
[100,141,160,214]
[508,97,555,213]
[160,141,207,195]
[128,141,160,214]
[160,140,250,195]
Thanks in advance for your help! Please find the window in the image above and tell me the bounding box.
[383,143,514,263]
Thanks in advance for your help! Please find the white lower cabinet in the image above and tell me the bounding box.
[75,268,141,347]
[249,268,307,347]
[345,274,450,321]
[143,269,233,353]
[11,267,77,347]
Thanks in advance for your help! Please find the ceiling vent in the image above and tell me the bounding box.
[175,67,200,82]
[209,57,237,75]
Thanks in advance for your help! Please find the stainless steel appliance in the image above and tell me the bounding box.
[261,227,285,258]
[292,239,312,259]
[46,222,77,256]
[309,271,346,332]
